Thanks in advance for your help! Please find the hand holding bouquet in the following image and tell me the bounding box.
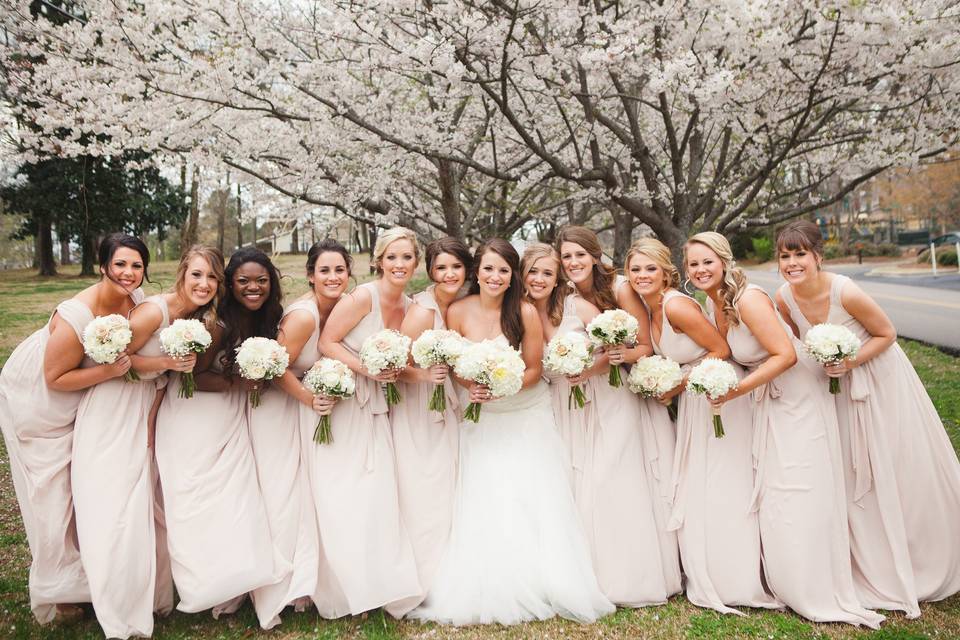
[159,318,212,398]
[543,332,593,409]
[235,337,289,408]
[628,355,683,420]
[687,358,739,438]
[82,314,138,381]
[359,329,412,405]
[411,329,465,412]
[803,323,861,394]
[585,309,639,388]
[453,339,526,422]
[302,358,355,444]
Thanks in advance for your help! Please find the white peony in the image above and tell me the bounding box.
[359,329,412,405]
[628,355,683,397]
[453,339,526,422]
[411,329,466,412]
[82,314,138,382]
[159,318,213,398]
[302,357,356,444]
[687,357,739,437]
[235,337,290,407]
[543,331,594,408]
[584,309,640,387]
[804,323,861,394]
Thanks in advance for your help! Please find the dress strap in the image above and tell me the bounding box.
[142,295,170,328]
[55,299,95,343]
[776,283,802,321]
[283,298,321,322]
[830,273,850,306]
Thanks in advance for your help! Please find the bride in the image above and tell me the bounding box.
[409,238,614,626]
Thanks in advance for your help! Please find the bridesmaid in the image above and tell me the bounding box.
[250,239,348,625]
[623,237,779,615]
[313,226,421,617]
[775,219,960,612]
[393,237,470,609]
[685,232,883,627]
[72,245,220,639]
[554,226,682,602]
[0,233,145,624]
[154,246,280,619]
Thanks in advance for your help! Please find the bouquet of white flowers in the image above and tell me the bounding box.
[82,314,138,382]
[804,323,861,394]
[453,339,526,422]
[302,358,356,444]
[687,358,739,438]
[411,329,466,412]
[359,329,412,405]
[159,318,213,398]
[235,337,290,408]
[543,332,594,409]
[585,309,639,388]
[628,355,683,420]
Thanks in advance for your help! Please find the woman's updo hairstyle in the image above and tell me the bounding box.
[305,238,353,288]
[372,226,420,275]
[97,233,151,284]
[624,237,680,291]
[684,231,748,326]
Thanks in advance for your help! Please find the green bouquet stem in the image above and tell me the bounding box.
[384,382,401,405]
[608,364,623,388]
[568,384,586,410]
[667,401,678,422]
[314,415,333,444]
[178,372,196,399]
[428,383,446,412]
[711,405,725,438]
[463,401,482,423]
[123,369,140,383]
[828,377,841,394]
[249,387,262,408]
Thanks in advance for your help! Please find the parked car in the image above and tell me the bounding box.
[931,231,960,247]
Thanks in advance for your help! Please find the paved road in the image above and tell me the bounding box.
[745,266,960,350]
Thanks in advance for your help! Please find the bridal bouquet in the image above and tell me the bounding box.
[236,337,289,408]
[302,358,355,444]
[411,329,466,412]
[804,323,861,394]
[628,355,683,420]
[82,314,138,382]
[453,339,526,422]
[543,332,594,409]
[159,318,212,398]
[687,358,738,438]
[585,309,638,388]
[359,329,412,405]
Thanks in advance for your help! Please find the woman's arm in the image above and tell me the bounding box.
[566,297,609,384]
[613,281,654,364]
[519,302,544,389]
[659,296,731,401]
[719,289,797,402]
[127,302,196,376]
[43,315,132,391]
[399,303,445,384]
[318,287,374,376]
[274,308,326,408]
[193,326,233,392]
[831,280,896,374]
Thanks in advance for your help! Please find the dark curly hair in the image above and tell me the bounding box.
[218,247,283,374]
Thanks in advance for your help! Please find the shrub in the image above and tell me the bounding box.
[918,247,959,266]
[747,236,774,263]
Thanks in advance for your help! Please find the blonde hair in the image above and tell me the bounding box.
[521,243,565,327]
[623,238,680,292]
[373,226,421,275]
[175,245,225,331]
[684,231,747,326]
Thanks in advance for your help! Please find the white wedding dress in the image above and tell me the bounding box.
[409,337,615,625]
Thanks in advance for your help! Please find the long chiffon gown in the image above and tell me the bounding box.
[410,336,615,625]
[301,281,421,617]
[708,286,883,627]
[545,293,679,606]
[249,299,323,628]
[389,286,459,614]
[779,274,960,612]
[72,294,174,639]
[0,296,119,623]
[154,339,281,617]
[654,289,780,615]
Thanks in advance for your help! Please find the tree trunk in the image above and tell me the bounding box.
[79,232,96,276]
[291,223,299,254]
[235,183,243,248]
[59,233,71,265]
[215,189,226,253]
[609,204,636,268]
[436,160,463,239]
[36,214,57,276]
[367,222,378,274]
[180,169,200,256]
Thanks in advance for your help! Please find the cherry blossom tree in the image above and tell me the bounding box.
[3,0,958,258]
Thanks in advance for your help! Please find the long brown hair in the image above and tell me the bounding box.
[175,245,225,331]
[555,226,618,311]
[521,243,565,327]
[469,238,524,349]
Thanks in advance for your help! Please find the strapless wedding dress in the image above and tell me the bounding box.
[409,337,614,625]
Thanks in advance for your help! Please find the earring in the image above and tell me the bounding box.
[682,278,695,295]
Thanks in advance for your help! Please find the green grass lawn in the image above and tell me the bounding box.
[1,260,959,639]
